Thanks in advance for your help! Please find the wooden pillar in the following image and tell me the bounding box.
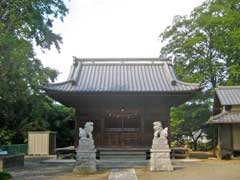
[217,125,222,159]
[161,104,171,146]
[140,113,145,146]
[100,117,104,146]
[165,111,171,146]
[141,102,147,146]
[101,102,106,147]
[141,116,145,133]
[213,125,217,156]
[231,124,233,153]
[74,109,79,148]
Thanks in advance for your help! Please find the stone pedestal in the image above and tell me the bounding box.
[73,138,97,173]
[149,137,173,171]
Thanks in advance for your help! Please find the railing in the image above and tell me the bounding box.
[0,144,28,155]
[171,147,190,159]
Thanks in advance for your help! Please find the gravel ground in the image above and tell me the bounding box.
[136,159,240,180]
[9,156,240,180]
[10,156,108,180]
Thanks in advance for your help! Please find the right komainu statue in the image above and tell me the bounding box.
[153,121,168,138]
[150,121,173,172]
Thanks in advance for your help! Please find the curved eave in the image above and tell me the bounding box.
[43,82,201,108]
[43,61,202,98]
[208,111,240,124]
[43,85,201,96]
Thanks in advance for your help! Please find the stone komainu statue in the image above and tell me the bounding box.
[79,122,94,139]
[153,121,168,138]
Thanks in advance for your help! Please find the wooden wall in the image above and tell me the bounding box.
[74,95,172,148]
[219,124,232,151]
[233,124,240,151]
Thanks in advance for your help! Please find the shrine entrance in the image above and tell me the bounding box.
[103,111,142,147]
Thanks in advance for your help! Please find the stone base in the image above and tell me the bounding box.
[73,160,97,173]
[149,149,173,171]
[73,139,97,173]
[151,138,169,149]
[74,151,97,173]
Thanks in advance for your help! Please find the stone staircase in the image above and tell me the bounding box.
[98,148,148,160]
[97,148,149,169]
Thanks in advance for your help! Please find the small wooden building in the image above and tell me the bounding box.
[44,58,201,149]
[28,131,56,155]
[208,86,240,159]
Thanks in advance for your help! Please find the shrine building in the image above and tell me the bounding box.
[44,58,201,149]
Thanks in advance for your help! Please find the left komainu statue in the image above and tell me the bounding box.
[79,122,94,139]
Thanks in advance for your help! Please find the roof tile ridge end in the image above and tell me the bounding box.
[212,111,228,119]
[70,61,83,85]
[164,63,200,87]
[44,80,73,87]
[163,62,176,85]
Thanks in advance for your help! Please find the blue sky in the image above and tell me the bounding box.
[36,0,204,82]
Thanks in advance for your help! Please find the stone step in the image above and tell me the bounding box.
[98,148,148,151]
[100,151,146,155]
[98,148,148,161]
[100,156,146,161]
[99,160,148,169]
[99,151,146,160]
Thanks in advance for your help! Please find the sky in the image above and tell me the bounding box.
[36,0,205,82]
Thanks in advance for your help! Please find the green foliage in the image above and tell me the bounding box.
[0,130,15,145]
[160,0,240,88]
[0,172,11,180]
[171,97,211,149]
[0,0,73,146]
[0,32,56,144]
[0,0,68,51]
[40,104,75,147]
[160,0,240,149]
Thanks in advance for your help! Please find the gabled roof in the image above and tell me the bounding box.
[208,110,240,124]
[216,86,240,105]
[43,58,201,94]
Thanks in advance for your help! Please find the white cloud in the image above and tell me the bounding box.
[36,0,204,82]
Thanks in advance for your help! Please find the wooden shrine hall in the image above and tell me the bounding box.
[44,58,201,149]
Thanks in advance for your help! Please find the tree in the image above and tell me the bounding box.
[0,0,68,51]
[160,0,240,88]
[43,104,75,147]
[0,0,71,144]
[160,0,240,149]
[0,33,57,144]
[171,101,211,150]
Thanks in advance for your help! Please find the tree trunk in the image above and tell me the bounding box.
[193,140,198,151]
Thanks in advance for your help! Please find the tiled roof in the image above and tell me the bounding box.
[43,58,201,94]
[208,110,240,124]
[216,86,240,105]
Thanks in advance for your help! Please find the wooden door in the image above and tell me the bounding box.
[104,112,141,147]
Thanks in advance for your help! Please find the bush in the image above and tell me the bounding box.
[0,172,12,180]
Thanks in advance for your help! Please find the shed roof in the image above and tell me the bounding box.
[43,58,201,94]
[208,110,240,124]
[216,86,240,105]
